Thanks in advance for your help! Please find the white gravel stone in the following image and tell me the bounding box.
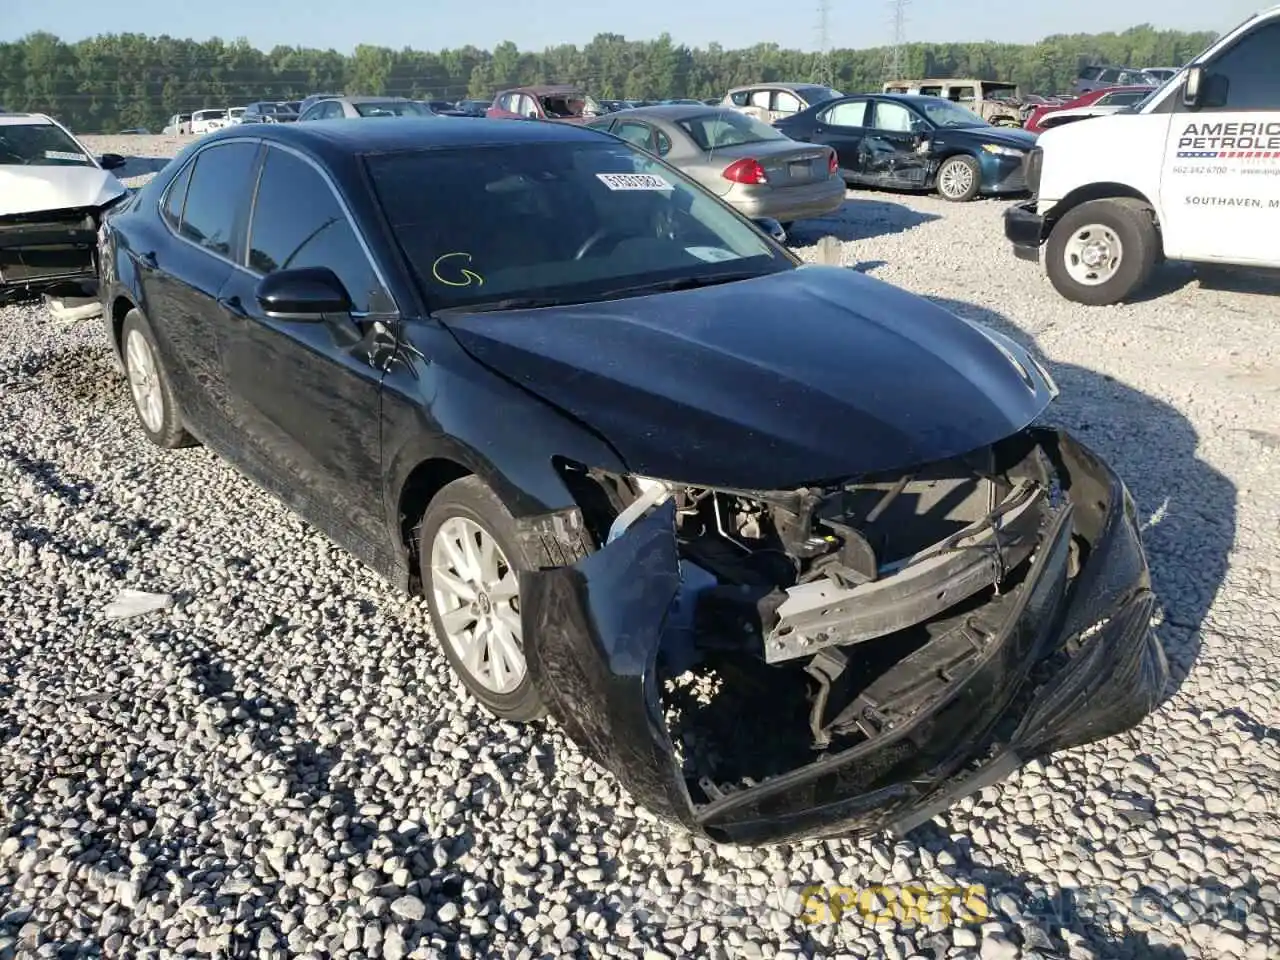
[0,134,1277,960]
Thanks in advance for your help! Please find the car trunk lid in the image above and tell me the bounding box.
[698,142,832,197]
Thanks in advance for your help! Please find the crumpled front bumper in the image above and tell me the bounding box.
[0,207,100,298]
[521,428,1167,845]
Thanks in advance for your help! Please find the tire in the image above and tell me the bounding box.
[418,476,588,722]
[936,155,982,202]
[120,309,196,449]
[1044,198,1159,306]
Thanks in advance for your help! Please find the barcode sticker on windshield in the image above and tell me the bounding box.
[44,150,85,162]
[596,172,673,191]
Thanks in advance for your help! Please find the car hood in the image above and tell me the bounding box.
[438,265,1057,489]
[0,165,127,217]
[951,125,1038,149]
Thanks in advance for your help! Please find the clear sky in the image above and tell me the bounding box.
[2,0,1260,53]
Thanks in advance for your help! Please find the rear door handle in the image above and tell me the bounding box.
[218,295,248,319]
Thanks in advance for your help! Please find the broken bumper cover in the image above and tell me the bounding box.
[522,428,1167,845]
[1005,200,1046,263]
[0,207,100,296]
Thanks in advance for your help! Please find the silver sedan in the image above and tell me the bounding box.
[296,96,436,121]
[585,105,846,228]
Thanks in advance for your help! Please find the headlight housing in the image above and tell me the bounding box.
[981,143,1025,158]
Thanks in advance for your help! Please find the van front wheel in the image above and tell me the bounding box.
[1045,198,1159,306]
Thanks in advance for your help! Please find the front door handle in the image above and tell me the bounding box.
[218,295,248,319]
[138,250,157,268]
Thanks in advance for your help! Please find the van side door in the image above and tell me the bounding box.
[1158,18,1280,265]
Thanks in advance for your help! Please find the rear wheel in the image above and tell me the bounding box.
[121,309,196,449]
[936,155,982,202]
[1045,198,1159,306]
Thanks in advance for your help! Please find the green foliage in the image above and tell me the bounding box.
[0,25,1217,133]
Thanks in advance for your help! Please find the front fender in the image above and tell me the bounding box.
[521,499,698,830]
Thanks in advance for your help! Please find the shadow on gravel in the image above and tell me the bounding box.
[931,296,1233,705]
[788,198,940,244]
[890,296,1237,960]
[1120,261,1280,303]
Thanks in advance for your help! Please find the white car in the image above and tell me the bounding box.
[226,106,247,124]
[0,113,129,301]
[190,108,229,135]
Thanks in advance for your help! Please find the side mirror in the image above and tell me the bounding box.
[1182,66,1204,108]
[99,153,127,170]
[255,267,352,319]
[526,110,539,120]
[752,217,788,243]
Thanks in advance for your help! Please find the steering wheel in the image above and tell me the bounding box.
[574,227,631,260]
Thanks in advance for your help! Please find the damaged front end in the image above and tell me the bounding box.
[0,204,109,302]
[522,427,1167,845]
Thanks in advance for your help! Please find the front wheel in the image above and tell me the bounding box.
[935,155,982,202]
[1044,198,1159,306]
[418,477,549,721]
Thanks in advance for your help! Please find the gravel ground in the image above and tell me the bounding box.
[1,133,1277,960]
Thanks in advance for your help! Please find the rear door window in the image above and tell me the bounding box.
[161,159,194,229]
[774,90,803,113]
[176,141,260,258]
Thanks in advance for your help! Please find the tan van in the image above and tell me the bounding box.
[881,79,1023,126]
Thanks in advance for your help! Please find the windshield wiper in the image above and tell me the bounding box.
[595,271,763,299]
[434,295,596,315]
[435,272,764,315]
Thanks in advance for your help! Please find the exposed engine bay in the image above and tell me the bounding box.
[556,431,1084,808]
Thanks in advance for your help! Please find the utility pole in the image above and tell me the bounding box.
[812,0,835,88]
[883,0,909,81]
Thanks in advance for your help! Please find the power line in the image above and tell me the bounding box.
[883,0,909,81]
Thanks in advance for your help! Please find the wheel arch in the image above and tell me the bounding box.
[1046,183,1160,233]
[396,457,475,593]
[109,294,136,357]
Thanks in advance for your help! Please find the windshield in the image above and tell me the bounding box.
[355,100,431,117]
[0,121,93,167]
[916,97,986,128]
[365,139,789,312]
[796,85,843,105]
[677,111,789,150]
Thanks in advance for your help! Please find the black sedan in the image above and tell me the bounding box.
[97,118,1165,845]
[774,93,1037,202]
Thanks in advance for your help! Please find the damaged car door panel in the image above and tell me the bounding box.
[98,119,1167,844]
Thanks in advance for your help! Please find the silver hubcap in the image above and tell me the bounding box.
[125,329,164,433]
[940,161,974,198]
[430,516,525,694]
[1064,224,1123,286]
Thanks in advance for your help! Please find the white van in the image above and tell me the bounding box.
[1004,5,1280,305]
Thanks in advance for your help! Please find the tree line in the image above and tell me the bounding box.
[0,26,1217,134]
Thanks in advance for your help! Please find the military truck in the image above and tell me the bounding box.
[882,79,1024,127]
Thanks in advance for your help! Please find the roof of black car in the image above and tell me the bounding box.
[208,116,608,157]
